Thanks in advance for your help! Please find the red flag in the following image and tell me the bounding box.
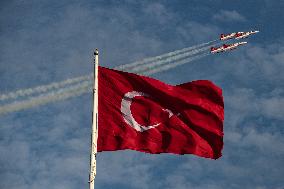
[97,66,224,159]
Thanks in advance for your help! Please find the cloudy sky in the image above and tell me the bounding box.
[0,0,284,189]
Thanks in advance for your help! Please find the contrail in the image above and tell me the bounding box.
[0,81,92,115]
[127,45,210,73]
[0,40,217,114]
[0,74,92,101]
[0,41,217,102]
[0,53,211,115]
[121,40,223,73]
[142,53,210,76]
[116,39,218,71]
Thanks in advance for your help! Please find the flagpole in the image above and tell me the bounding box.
[89,49,99,189]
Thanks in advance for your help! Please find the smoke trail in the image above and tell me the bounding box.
[0,41,217,102]
[0,74,92,101]
[127,45,210,73]
[142,53,210,76]
[0,40,217,114]
[0,53,206,115]
[0,53,211,115]
[0,81,92,115]
[116,39,218,71]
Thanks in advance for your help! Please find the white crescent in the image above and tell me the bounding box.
[121,91,173,132]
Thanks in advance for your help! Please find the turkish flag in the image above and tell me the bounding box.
[97,66,224,159]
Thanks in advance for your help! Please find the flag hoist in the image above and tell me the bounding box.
[89,49,99,189]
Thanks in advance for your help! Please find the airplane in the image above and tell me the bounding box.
[210,42,247,53]
[210,46,224,53]
[220,32,237,40]
[235,30,259,40]
[220,30,259,40]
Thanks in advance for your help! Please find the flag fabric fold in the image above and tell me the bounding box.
[97,66,224,159]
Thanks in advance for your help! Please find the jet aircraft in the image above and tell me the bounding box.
[235,30,259,40]
[220,30,259,40]
[210,42,248,53]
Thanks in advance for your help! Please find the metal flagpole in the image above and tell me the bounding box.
[89,49,99,189]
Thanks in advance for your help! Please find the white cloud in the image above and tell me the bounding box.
[226,87,284,125]
[175,21,221,43]
[1,1,284,189]
[97,152,153,189]
[143,3,174,25]
[213,10,246,22]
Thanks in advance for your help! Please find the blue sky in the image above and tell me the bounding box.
[0,0,284,188]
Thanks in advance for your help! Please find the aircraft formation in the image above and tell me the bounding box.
[210,30,259,54]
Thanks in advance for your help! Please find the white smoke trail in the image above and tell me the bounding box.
[0,40,218,114]
[137,40,221,74]
[0,54,209,115]
[127,45,210,73]
[0,74,92,101]
[116,39,218,71]
[0,53,211,115]
[142,53,210,76]
[0,40,218,102]
[0,81,92,115]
